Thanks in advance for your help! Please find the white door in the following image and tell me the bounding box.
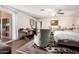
[0,11,12,40]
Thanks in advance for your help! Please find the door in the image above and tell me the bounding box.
[0,12,12,40]
[2,18,10,38]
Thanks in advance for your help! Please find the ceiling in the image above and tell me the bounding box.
[8,5,79,18]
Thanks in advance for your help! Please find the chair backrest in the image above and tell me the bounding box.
[34,29,50,48]
[40,29,50,47]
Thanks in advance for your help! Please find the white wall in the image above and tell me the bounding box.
[16,12,36,39]
[74,17,79,29]
[0,6,37,40]
[17,12,30,29]
[38,16,76,29]
[59,16,75,28]
[38,18,51,29]
[75,17,79,25]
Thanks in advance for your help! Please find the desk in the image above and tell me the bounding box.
[18,29,34,39]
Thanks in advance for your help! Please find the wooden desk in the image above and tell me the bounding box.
[18,29,34,39]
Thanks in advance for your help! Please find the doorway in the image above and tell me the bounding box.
[0,11,12,42]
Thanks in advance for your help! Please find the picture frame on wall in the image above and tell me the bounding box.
[30,19,37,29]
[51,20,58,26]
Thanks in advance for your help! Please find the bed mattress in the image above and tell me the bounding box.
[54,30,79,42]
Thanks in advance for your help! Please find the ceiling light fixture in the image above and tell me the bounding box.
[57,9,64,14]
[40,9,45,11]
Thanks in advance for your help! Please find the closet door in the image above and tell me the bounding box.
[1,12,12,39]
[2,18,10,38]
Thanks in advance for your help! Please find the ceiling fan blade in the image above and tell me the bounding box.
[57,12,64,14]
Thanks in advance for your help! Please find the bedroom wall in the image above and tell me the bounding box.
[38,18,50,29]
[38,16,76,29]
[17,12,36,29]
[59,16,76,28]
[74,17,79,29]
[0,6,37,40]
[16,12,37,39]
[75,17,79,25]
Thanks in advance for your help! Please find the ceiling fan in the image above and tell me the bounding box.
[57,9,64,15]
[40,8,64,14]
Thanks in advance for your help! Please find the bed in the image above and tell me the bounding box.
[54,30,79,47]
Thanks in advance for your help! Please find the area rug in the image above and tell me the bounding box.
[16,40,49,54]
[16,40,79,54]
